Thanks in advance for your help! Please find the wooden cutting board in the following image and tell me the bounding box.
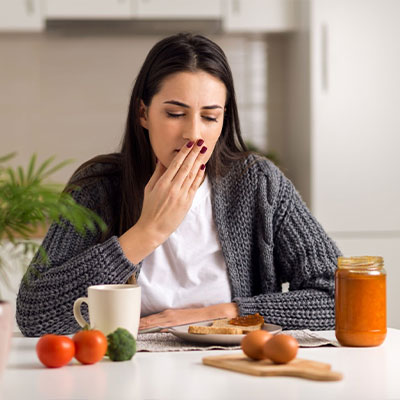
[202,354,343,381]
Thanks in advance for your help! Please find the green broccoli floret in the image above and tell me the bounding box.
[106,327,136,361]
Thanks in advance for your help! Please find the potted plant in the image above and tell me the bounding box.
[0,152,106,377]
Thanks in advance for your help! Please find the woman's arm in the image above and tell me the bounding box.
[139,302,238,331]
[234,172,341,330]
[16,182,139,337]
[119,142,206,265]
[18,141,208,336]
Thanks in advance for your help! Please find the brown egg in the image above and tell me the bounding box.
[263,334,299,364]
[241,330,273,360]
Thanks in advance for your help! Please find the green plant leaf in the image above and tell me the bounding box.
[0,152,16,164]
[32,155,56,181]
[17,166,25,185]
[6,167,17,186]
[26,153,37,183]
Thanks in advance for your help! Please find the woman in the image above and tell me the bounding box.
[17,33,341,337]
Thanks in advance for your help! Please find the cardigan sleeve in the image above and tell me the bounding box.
[16,177,140,337]
[233,166,342,330]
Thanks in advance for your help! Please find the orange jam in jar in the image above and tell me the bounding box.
[335,256,386,347]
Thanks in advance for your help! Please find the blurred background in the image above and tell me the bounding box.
[1,0,399,328]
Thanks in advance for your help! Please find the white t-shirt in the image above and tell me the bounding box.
[138,176,232,317]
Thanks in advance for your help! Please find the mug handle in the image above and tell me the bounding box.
[73,297,90,328]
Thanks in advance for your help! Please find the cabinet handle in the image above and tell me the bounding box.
[232,0,240,14]
[25,0,34,15]
[321,23,329,92]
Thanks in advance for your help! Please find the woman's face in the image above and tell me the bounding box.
[140,71,226,168]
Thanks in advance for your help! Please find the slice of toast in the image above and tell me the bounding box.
[211,318,264,333]
[188,314,265,335]
[187,325,243,335]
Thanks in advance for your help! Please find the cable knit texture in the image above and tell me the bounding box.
[16,154,341,337]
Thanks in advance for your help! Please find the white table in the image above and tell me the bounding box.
[1,329,400,400]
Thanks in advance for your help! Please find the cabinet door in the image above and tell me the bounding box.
[0,0,43,31]
[136,0,222,19]
[223,0,296,32]
[311,0,400,232]
[45,0,132,19]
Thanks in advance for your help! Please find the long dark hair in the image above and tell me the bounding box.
[71,33,249,238]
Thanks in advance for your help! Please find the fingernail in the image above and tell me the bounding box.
[197,139,204,146]
[200,146,207,154]
[186,141,194,148]
[200,164,206,170]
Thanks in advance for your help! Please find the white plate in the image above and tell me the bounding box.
[168,321,282,345]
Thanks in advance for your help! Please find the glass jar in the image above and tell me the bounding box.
[335,256,386,347]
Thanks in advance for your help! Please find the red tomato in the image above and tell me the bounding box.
[72,329,107,365]
[36,334,75,368]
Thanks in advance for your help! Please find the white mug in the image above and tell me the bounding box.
[73,284,141,338]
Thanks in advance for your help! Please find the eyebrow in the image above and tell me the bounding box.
[163,100,223,110]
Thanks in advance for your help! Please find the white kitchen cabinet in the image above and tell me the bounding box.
[45,0,133,19]
[223,0,297,32]
[0,0,43,31]
[136,0,222,19]
[44,0,223,20]
[284,0,400,233]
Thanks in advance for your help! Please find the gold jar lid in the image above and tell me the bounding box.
[338,256,384,271]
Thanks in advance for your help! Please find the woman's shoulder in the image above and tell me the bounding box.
[229,152,285,184]
[68,153,122,185]
[64,154,122,214]
[219,153,292,205]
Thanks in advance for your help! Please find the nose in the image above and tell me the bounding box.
[183,114,202,143]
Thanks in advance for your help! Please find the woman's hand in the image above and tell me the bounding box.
[137,139,207,243]
[119,139,207,264]
[139,303,239,331]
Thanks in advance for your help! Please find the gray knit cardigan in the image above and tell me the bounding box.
[16,154,341,337]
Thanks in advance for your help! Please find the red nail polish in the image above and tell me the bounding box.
[187,141,194,148]
[200,146,207,154]
[197,139,204,146]
[200,164,206,170]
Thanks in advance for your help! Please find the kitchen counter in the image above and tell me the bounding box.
[1,329,400,400]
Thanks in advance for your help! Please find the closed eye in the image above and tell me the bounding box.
[167,112,218,122]
[203,116,218,122]
[167,112,184,118]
